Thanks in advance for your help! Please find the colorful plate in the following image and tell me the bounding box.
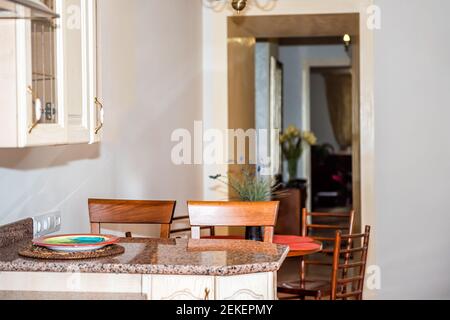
[32,234,120,252]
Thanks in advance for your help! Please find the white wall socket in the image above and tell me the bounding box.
[32,211,61,238]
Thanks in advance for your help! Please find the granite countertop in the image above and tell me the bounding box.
[0,220,289,276]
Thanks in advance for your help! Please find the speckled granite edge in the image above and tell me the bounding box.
[0,243,290,276]
[0,219,33,248]
[0,247,289,276]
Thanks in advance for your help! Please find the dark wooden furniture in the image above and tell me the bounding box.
[302,208,355,245]
[273,188,304,236]
[311,146,353,210]
[88,199,176,238]
[187,201,279,243]
[278,208,355,299]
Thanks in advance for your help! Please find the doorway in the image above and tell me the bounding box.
[309,66,353,213]
[227,13,361,233]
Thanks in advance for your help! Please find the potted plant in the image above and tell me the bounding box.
[280,125,317,183]
[209,168,282,241]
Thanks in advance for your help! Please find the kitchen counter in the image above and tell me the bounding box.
[0,237,288,276]
[0,219,288,300]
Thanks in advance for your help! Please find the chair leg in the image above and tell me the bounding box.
[315,291,322,300]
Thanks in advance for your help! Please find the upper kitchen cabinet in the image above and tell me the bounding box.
[0,0,102,148]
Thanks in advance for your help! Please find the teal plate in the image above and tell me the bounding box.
[32,234,120,252]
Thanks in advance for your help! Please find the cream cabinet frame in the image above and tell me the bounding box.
[0,272,278,300]
[0,0,101,148]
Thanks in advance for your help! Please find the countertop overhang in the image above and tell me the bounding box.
[0,237,289,276]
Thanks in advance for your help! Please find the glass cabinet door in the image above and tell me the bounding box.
[19,0,66,146]
[31,1,58,126]
[19,0,98,146]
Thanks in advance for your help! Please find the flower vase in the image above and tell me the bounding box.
[287,158,299,182]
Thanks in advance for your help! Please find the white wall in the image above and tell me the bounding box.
[0,0,203,235]
[374,0,450,299]
[279,45,349,132]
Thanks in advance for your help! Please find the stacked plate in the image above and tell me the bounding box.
[32,234,120,252]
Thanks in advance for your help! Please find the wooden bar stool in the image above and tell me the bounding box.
[88,199,176,238]
[187,201,279,243]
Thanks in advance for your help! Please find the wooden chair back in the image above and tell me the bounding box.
[187,201,280,242]
[88,199,176,238]
[301,208,355,240]
[300,208,355,286]
[331,226,371,300]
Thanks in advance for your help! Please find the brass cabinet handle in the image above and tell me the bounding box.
[204,288,211,300]
[27,86,42,134]
[94,97,104,135]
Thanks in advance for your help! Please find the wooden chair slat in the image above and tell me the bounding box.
[311,236,337,242]
[88,199,176,239]
[338,261,366,269]
[337,247,367,254]
[307,224,351,230]
[307,212,352,218]
[188,201,279,243]
[340,233,369,239]
[336,290,363,299]
[188,201,279,227]
[89,199,176,224]
[304,260,333,266]
[337,276,364,284]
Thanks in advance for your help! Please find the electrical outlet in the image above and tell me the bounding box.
[32,211,61,238]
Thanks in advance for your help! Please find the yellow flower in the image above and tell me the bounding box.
[285,125,301,138]
[286,125,296,135]
[302,131,317,145]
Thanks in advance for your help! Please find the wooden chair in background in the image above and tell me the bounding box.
[88,199,176,238]
[329,226,371,300]
[187,201,279,243]
[278,208,355,299]
[302,208,355,249]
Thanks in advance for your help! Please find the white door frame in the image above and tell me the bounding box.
[301,58,351,211]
